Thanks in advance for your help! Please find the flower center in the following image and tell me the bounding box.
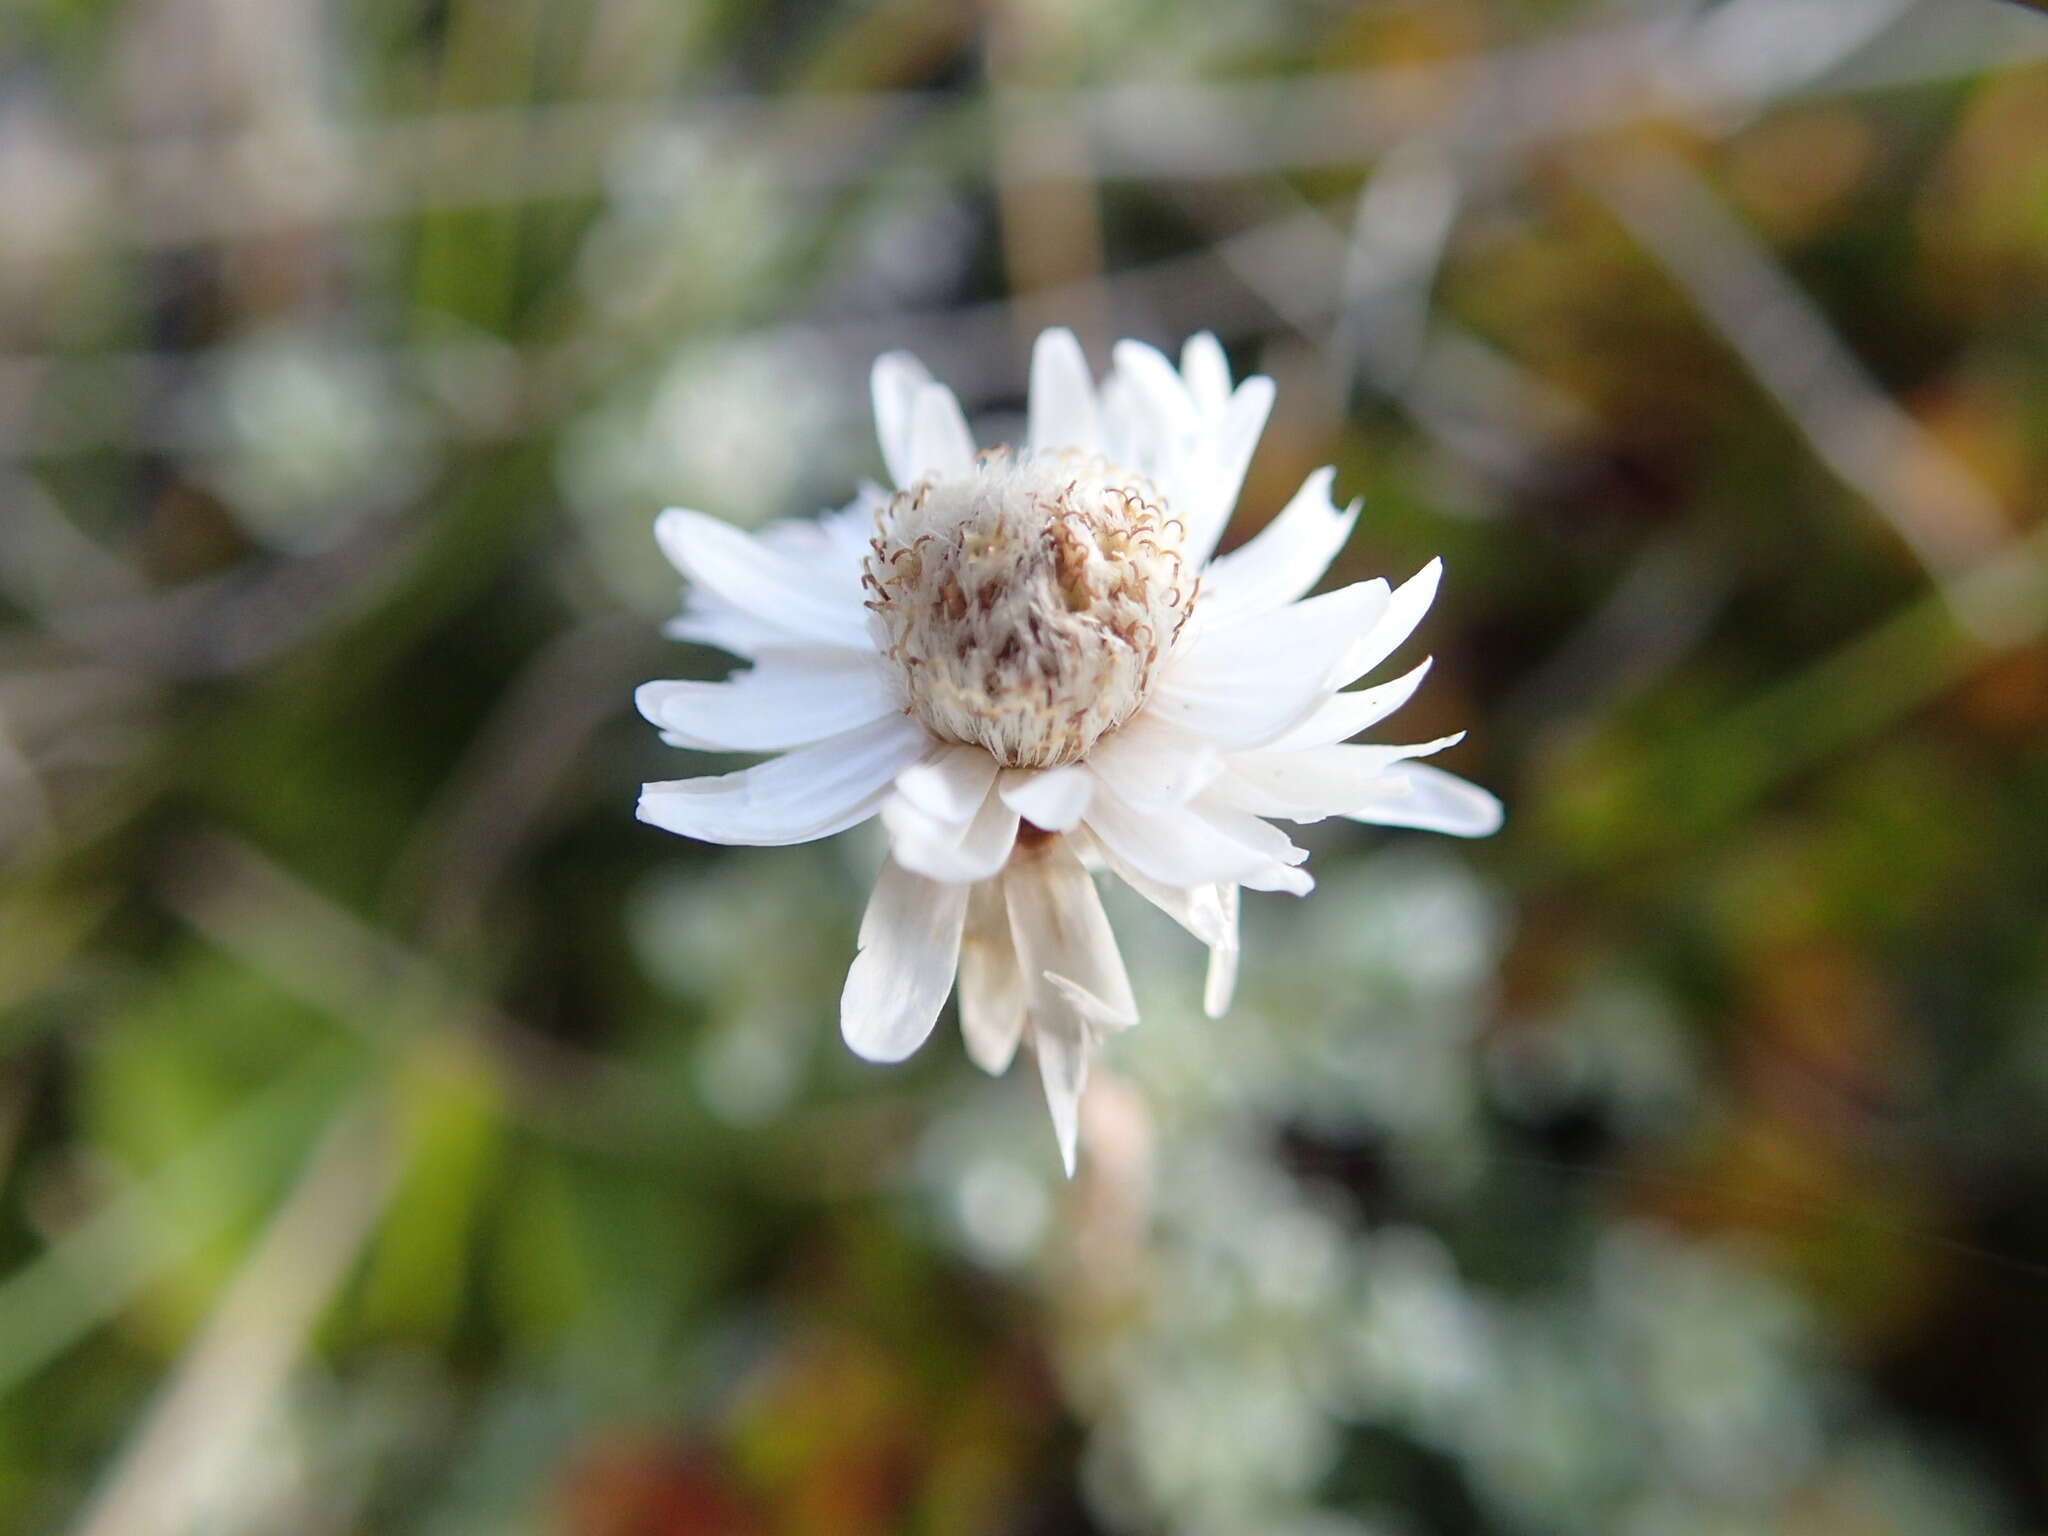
[864,450,1196,768]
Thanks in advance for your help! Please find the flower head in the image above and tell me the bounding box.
[638,329,1502,1173]
[864,447,1190,768]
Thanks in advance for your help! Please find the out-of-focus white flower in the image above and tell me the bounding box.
[192,331,426,551]
[560,333,848,612]
[635,328,1502,1172]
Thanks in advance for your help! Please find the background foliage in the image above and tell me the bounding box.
[3,0,2048,1532]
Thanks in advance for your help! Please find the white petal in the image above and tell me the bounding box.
[1180,332,1233,417]
[1032,1010,1089,1179]
[1149,581,1390,748]
[1336,557,1441,687]
[665,488,879,655]
[1097,371,1147,473]
[664,593,796,658]
[894,745,999,822]
[998,765,1093,831]
[959,882,1026,1075]
[883,784,1020,883]
[1095,844,1234,950]
[1111,339,1199,440]
[1188,797,1316,892]
[636,649,898,752]
[951,794,1024,875]
[1106,341,1201,528]
[637,715,925,846]
[655,508,872,651]
[1203,944,1239,1020]
[1212,734,1465,822]
[1081,713,1223,809]
[839,859,969,1063]
[1203,884,1241,1020]
[756,489,880,583]
[1005,839,1139,1176]
[1005,839,1139,1030]
[1183,374,1275,565]
[871,351,934,490]
[1027,328,1101,456]
[1065,824,1110,872]
[1083,787,1307,892]
[1264,657,1434,752]
[813,484,890,567]
[1347,763,1504,838]
[1240,864,1312,895]
[1199,467,1360,623]
[1046,973,1139,1033]
[905,382,977,484]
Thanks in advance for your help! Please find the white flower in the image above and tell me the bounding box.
[637,329,1502,1173]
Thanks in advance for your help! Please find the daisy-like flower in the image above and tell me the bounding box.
[637,329,1502,1173]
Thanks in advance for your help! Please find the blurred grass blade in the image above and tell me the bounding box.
[0,1046,357,1402]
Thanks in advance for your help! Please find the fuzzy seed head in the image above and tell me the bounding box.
[864,451,1195,767]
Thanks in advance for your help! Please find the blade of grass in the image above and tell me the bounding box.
[0,1044,357,1402]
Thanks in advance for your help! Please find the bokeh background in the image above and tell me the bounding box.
[5,0,2048,1531]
